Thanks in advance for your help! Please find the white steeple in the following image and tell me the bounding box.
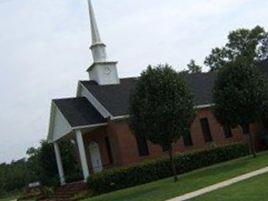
[88,0,101,44]
[87,0,106,62]
[86,0,120,85]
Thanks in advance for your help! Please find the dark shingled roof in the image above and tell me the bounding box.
[53,97,106,127]
[52,60,268,126]
[81,78,137,117]
[80,72,217,117]
[183,72,216,106]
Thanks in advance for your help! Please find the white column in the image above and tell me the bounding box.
[53,142,65,185]
[75,130,90,181]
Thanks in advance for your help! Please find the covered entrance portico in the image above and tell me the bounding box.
[53,129,101,185]
[47,98,108,185]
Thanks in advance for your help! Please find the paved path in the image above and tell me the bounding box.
[167,166,268,201]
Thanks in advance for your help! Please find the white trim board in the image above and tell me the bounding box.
[195,104,214,109]
[47,102,72,142]
[110,104,214,120]
[72,122,108,130]
[77,82,112,118]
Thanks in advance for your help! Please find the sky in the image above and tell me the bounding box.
[1,0,268,163]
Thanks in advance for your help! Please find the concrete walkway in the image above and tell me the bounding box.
[167,166,268,201]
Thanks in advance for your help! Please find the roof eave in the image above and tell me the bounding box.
[71,122,108,130]
[109,103,214,121]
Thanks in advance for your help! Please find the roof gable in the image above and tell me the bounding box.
[53,97,106,127]
[47,102,72,142]
[48,97,106,142]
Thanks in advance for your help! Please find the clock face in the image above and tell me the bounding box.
[104,67,111,75]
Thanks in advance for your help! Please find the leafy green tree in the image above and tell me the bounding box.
[27,140,81,186]
[0,139,82,196]
[129,64,195,181]
[27,140,58,185]
[213,56,268,157]
[0,159,30,196]
[205,26,268,71]
[187,59,202,73]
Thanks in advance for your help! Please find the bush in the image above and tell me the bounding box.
[87,143,249,195]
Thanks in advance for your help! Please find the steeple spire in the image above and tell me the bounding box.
[87,0,107,62]
[87,0,102,45]
[86,0,120,85]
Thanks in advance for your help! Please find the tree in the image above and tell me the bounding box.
[27,140,59,185]
[187,59,202,73]
[27,140,81,186]
[213,56,268,157]
[0,159,29,195]
[0,140,82,196]
[205,26,268,71]
[129,64,195,182]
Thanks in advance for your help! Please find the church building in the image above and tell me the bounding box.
[47,0,263,185]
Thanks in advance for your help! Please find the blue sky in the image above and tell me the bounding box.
[0,0,268,163]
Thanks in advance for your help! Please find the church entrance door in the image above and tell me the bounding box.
[89,141,103,173]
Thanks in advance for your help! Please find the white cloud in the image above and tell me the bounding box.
[0,0,268,162]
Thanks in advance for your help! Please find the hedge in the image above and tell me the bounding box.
[87,143,249,194]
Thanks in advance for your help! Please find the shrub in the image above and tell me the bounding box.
[87,143,249,194]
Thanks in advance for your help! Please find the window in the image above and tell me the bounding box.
[183,131,193,146]
[200,118,213,142]
[162,144,169,152]
[136,136,149,156]
[105,137,113,164]
[223,126,233,138]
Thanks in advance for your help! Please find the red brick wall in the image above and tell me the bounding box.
[83,127,115,173]
[108,108,262,167]
[83,107,263,170]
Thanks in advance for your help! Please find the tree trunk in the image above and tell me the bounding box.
[241,123,256,158]
[168,146,178,182]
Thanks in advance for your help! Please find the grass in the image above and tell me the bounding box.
[190,172,268,201]
[0,192,20,201]
[0,197,17,201]
[85,151,268,201]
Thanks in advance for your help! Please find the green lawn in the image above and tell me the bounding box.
[0,193,20,201]
[85,152,268,201]
[190,172,268,201]
[0,197,16,201]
